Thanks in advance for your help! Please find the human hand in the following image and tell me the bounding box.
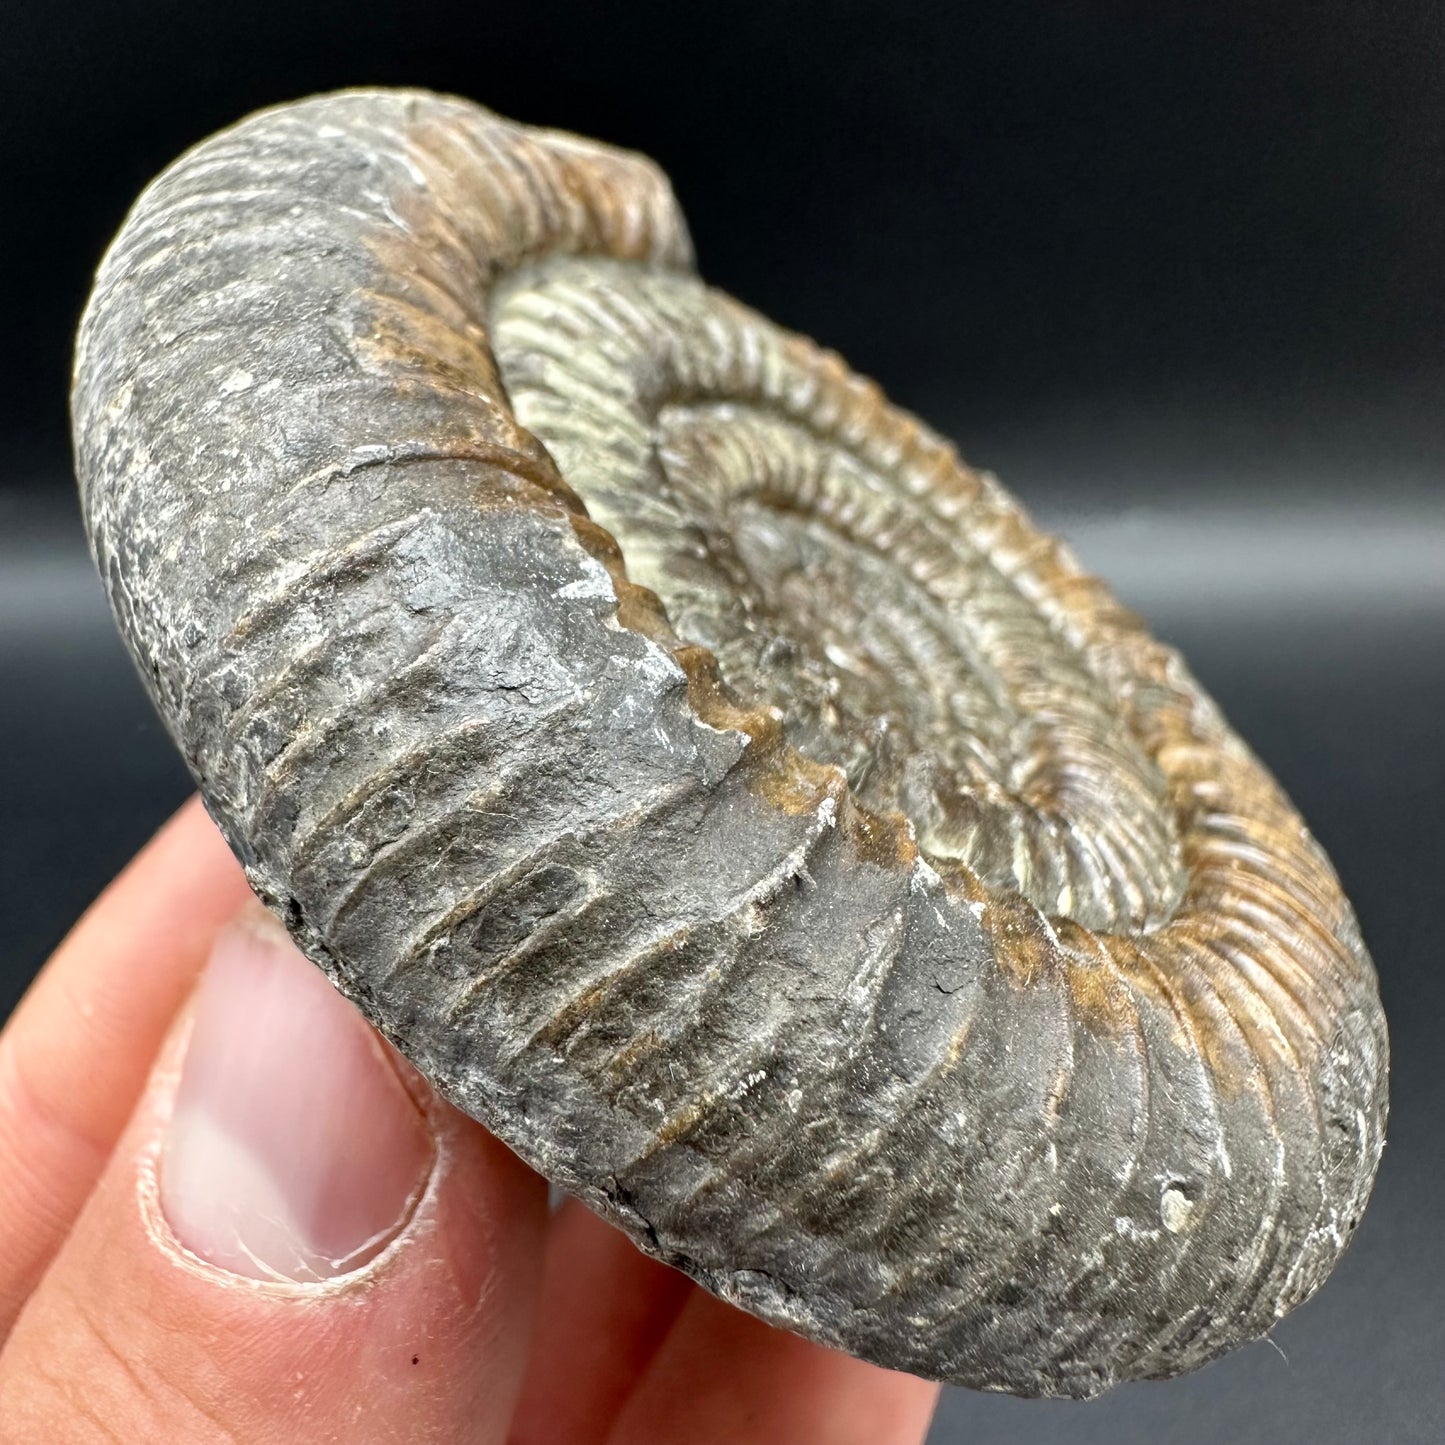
[0,797,940,1442]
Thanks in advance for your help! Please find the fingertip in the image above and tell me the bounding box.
[509,1198,693,1445]
[0,915,550,1443]
[606,1289,940,1445]
[159,908,437,1282]
[65,794,247,951]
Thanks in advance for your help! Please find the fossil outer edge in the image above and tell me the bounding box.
[72,89,1388,1398]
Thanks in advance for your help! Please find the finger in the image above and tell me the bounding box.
[606,1288,940,1445]
[0,909,549,1443]
[508,1198,692,1445]
[0,796,251,1331]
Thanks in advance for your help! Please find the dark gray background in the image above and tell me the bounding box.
[2,3,1441,1440]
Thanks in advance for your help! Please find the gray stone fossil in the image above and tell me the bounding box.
[71,89,1387,1398]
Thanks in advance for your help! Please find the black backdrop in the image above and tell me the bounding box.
[1,4,1442,1441]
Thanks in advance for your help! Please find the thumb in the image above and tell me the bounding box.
[0,907,548,1443]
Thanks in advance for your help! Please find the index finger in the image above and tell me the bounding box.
[0,795,252,1333]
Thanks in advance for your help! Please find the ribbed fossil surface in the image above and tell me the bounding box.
[72,89,1388,1397]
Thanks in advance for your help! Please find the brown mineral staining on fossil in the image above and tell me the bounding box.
[72,89,1388,1398]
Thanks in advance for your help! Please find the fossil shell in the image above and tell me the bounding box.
[72,89,1388,1398]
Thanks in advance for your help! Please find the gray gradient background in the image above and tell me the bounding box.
[1,3,1441,1440]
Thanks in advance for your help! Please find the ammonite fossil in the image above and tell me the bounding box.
[72,89,1388,1398]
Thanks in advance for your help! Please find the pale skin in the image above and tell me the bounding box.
[0,797,940,1442]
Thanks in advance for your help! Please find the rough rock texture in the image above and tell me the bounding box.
[71,89,1388,1397]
